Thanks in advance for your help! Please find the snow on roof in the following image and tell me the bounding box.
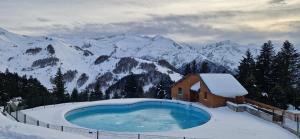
[191,81,200,91]
[199,74,248,98]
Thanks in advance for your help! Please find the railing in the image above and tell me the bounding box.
[5,107,207,139]
[228,99,300,137]
[283,111,300,135]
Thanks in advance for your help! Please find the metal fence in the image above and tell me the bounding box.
[5,108,206,139]
[282,112,300,136]
[227,100,300,137]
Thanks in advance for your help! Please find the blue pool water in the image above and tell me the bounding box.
[65,101,211,132]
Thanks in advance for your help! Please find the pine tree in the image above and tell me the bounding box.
[270,85,288,109]
[153,79,173,99]
[104,90,111,99]
[90,81,103,101]
[237,49,259,99]
[184,63,191,75]
[0,73,9,106]
[112,92,120,99]
[71,88,79,102]
[200,61,209,73]
[79,89,89,102]
[238,49,255,82]
[255,41,275,95]
[191,60,197,73]
[155,80,165,99]
[123,74,143,98]
[272,41,300,108]
[47,44,55,55]
[296,83,300,109]
[64,93,70,102]
[273,41,299,87]
[53,68,66,103]
[244,74,261,99]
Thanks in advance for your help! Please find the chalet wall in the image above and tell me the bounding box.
[198,77,227,107]
[171,74,200,101]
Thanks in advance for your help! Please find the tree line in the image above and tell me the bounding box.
[0,67,172,109]
[0,70,51,108]
[237,40,300,109]
[183,60,210,75]
[0,68,104,109]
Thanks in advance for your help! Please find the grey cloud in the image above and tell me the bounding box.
[146,7,300,24]
[45,13,300,45]
[36,17,50,22]
[269,0,286,4]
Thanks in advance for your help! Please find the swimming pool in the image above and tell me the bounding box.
[65,101,211,132]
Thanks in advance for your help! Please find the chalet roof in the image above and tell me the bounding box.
[191,81,200,91]
[199,73,248,98]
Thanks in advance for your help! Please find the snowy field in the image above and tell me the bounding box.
[0,108,91,139]
[16,98,298,139]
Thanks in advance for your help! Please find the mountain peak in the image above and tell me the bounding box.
[152,35,172,41]
[215,40,239,46]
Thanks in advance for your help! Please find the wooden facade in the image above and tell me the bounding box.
[171,74,200,102]
[171,74,246,107]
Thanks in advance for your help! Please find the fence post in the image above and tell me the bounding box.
[24,114,26,123]
[61,126,64,132]
[37,120,39,126]
[16,110,18,121]
[47,124,49,128]
[297,116,299,133]
[9,105,11,115]
[138,134,140,139]
[281,111,284,126]
[183,137,186,139]
[97,131,99,139]
[272,109,275,121]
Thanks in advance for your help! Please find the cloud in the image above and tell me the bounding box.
[269,0,286,4]
[1,0,300,45]
[44,12,300,45]
[36,17,51,22]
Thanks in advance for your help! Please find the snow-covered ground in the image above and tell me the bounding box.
[287,104,300,114]
[20,99,298,139]
[0,110,91,139]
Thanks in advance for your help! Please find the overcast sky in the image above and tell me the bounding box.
[0,0,299,45]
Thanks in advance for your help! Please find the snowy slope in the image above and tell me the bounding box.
[195,40,260,70]
[62,34,207,68]
[195,40,300,71]
[0,28,186,92]
[0,112,90,139]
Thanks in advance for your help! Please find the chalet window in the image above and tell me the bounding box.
[204,92,208,99]
[178,88,183,96]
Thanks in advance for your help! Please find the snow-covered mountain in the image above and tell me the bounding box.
[195,40,300,71]
[195,40,260,70]
[0,28,197,93]
[1,27,297,93]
